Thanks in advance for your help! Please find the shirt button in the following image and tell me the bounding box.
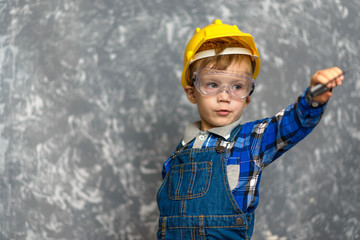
[199,135,205,141]
[312,101,319,107]
[236,217,243,226]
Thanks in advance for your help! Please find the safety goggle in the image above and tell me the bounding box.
[192,68,255,100]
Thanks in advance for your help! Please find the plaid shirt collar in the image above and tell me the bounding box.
[183,118,242,145]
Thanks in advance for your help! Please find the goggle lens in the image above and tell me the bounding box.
[193,68,254,99]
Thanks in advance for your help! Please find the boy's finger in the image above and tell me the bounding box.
[314,71,331,85]
[318,67,344,87]
[336,74,345,86]
[321,67,341,80]
[332,66,343,75]
[327,67,344,87]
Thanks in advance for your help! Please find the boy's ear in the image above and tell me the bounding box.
[245,96,251,106]
[184,86,197,104]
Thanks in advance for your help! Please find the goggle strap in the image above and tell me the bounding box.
[249,82,255,96]
[190,47,258,64]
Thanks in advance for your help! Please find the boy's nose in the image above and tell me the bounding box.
[217,87,232,102]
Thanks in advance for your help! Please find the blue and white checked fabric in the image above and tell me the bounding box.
[161,88,326,213]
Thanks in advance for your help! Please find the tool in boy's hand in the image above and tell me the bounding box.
[309,71,346,98]
[309,66,359,98]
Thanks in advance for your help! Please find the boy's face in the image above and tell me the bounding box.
[185,59,252,131]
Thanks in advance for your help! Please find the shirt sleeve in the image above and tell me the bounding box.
[250,88,327,168]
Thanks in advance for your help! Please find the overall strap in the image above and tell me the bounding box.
[229,124,242,141]
[215,124,242,153]
[170,141,191,160]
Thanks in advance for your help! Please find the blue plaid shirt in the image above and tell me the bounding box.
[161,89,326,213]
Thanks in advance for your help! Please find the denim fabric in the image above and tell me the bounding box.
[157,125,255,239]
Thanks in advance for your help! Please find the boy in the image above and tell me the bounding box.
[156,19,343,239]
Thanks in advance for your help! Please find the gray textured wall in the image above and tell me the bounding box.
[0,0,359,239]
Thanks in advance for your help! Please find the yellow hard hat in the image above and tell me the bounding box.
[181,19,261,88]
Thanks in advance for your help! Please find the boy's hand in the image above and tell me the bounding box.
[310,67,344,103]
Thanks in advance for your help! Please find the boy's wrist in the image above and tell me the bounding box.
[305,88,324,108]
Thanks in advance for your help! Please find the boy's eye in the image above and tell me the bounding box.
[207,82,218,88]
[201,77,221,89]
[232,83,244,90]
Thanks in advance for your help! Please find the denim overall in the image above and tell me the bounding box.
[157,125,254,239]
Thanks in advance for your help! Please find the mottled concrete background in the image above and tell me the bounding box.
[0,0,359,239]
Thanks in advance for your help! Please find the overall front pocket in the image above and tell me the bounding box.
[168,161,212,200]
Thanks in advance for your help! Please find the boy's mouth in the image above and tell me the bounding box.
[216,110,231,116]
